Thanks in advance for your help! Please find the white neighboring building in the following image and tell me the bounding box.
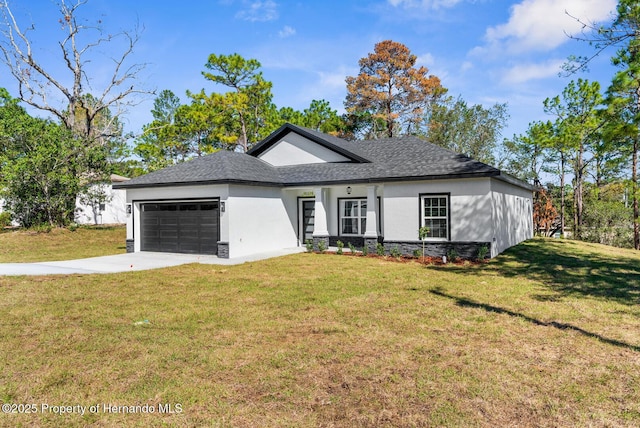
[0,174,129,226]
[74,174,129,225]
[115,124,534,259]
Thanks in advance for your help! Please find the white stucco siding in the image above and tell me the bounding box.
[490,178,533,257]
[75,185,128,225]
[382,179,494,243]
[126,184,229,253]
[226,185,297,258]
[257,132,350,166]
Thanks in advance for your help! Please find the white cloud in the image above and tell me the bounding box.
[278,25,296,38]
[482,0,616,54]
[290,67,357,112]
[501,59,565,84]
[235,1,278,22]
[415,52,435,67]
[460,61,473,72]
[318,69,350,91]
[387,0,464,9]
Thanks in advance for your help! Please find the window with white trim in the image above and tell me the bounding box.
[421,194,449,239]
[340,199,367,235]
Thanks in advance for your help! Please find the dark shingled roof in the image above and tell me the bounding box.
[115,151,282,188]
[115,123,531,190]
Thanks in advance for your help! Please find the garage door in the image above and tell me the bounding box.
[141,201,219,254]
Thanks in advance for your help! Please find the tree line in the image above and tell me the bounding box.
[502,0,640,250]
[133,42,507,174]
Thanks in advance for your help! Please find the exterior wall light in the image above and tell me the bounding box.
[346,186,352,195]
[220,201,225,212]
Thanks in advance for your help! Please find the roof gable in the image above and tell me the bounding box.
[248,123,370,165]
[256,131,352,166]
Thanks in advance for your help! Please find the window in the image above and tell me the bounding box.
[340,199,367,235]
[420,194,449,240]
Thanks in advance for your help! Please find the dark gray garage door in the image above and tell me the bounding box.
[141,201,219,254]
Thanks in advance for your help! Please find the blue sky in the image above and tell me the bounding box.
[2,0,619,142]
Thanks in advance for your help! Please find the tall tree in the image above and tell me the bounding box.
[503,120,552,185]
[543,79,603,240]
[302,99,345,134]
[201,53,273,152]
[345,40,445,139]
[134,90,190,172]
[606,64,640,250]
[426,97,508,165]
[565,0,640,249]
[0,0,149,221]
[542,121,570,238]
[0,0,149,142]
[0,89,105,226]
[271,99,346,135]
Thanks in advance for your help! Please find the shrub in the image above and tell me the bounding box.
[305,239,313,253]
[477,244,489,261]
[412,249,421,258]
[348,242,357,254]
[0,211,11,229]
[390,246,401,258]
[447,248,459,263]
[336,240,344,255]
[68,222,79,232]
[418,226,430,259]
[376,242,385,256]
[362,245,369,256]
[317,240,326,253]
[30,223,52,233]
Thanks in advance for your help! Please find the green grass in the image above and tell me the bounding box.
[0,226,126,262]
[0,237,639,427]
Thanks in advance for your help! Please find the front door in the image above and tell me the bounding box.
[299,199,315,245]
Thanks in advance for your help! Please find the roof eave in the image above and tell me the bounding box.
[113,179,284,190]
[493,173,536,191]
[281,171,502,187]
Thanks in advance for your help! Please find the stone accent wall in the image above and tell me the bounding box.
[328,236,384,250]
[126,239,134,253]
[364,237,379,254]
[383,241,491,260]
[217,242,229,259]
[329,236,364,248]
[313,235,330,251]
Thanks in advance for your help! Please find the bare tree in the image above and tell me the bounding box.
[0,0,151,143]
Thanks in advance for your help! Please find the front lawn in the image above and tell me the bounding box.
[0,226,126,262]
[0,238,639,427]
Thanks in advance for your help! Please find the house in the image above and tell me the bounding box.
[0,174,129,226]
[114,123,534,259]
[74,174,130,225]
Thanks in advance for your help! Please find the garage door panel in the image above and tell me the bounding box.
[159,217,178,226]
[141,202,219,255]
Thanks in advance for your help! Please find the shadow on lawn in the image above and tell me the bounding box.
[430,288,640,352]
[477,239,640,306]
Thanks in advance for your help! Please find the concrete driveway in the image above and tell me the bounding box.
[0,248,305,276]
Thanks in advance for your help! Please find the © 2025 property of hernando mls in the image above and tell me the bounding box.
[114,123,534,259]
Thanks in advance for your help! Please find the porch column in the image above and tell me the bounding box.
[364,185,379,253]
[312,187,329,250]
